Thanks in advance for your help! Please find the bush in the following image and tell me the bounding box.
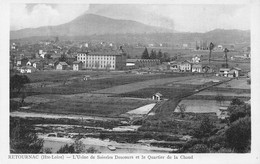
[10,118,44,153]
[57,144,75,153]
[193,117,215,138]
[189,144,209,153]
[225,116,251,153]
[228,104,250,123]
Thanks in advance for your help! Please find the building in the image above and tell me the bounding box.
[169,61,179,72]
[152,92,163,101]
[218,106,229,120]
[126,59,160,69]
[219,68,231,77]
[26,59,44,70]
[77,49,126,70]
[192,64,202,73]
[179,60,192,72]
[16,57,28,67]
[192,55,201,63]
[20,66,36,74]
[56,62,68,70]
[230,67,242,77]
[73,61,83,71]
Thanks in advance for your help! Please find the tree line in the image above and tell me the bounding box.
[141,47,171,63]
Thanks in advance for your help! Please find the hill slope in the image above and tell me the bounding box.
[10,14,172,39]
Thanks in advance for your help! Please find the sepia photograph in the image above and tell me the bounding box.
[1,0,260,163]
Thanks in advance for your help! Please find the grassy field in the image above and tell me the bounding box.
[216,78,250,89]
[23,94,154,117]
[125,47,245,59]
[118,86,195,99]
[27,73,188,95]
[25,70,116,83]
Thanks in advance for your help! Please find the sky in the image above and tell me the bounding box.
[10,4,251,32]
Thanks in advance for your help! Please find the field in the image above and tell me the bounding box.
[118,87,195,99]
[20,94,155,117]
[175,100,230,114]
[125,47,246,59]
[26,72,192,95]
[217,78,250,89]
[94,74,201,94]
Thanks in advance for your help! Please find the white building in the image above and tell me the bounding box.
[77,50,126,70]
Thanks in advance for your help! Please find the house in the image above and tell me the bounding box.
[192,55,201,63]
[217,45,223,50]
[48,60,59,67]
[56,62,68,70]
[26,59,44,69]
[169,61,179,72]
[16,57,28,67]
[179,60,192,72]
[230,67,241,77]
[218,106,229,120]
[152,92,163,101]
[20,66,36,74]
[219,68,231,77]
[192,64,202,73]
[73,61,83,71]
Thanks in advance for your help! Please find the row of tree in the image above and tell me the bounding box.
[141,47,171,63]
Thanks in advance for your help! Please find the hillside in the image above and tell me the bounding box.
[10,14,172,39]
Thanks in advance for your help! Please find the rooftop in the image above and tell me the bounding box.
[58,62,68,66]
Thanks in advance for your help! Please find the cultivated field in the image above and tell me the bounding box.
[217,78,250,89]
[26,72,193,95]
[175,99,230,114]
[21,94,155,117]
[94,74,201,95]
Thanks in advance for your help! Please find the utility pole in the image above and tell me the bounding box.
[209,42,214,65]
[224,48,229,68]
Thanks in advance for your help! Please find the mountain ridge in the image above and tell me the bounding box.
[10,13,174,39]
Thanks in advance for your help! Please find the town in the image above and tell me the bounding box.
[9,4,251,155]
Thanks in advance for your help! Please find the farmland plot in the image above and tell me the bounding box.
[175,100,230,114]
[22,94,154,117]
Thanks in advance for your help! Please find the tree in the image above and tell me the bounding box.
[189,144,209,153]
[157,50,163,61]
[57,144,75,153]
[141,47,149,59]
[150,49,157,59]
[177,104,186,118]
[215,94,224,106]
[56,139,98,154]
[230,98,245,106]
[10,118,44,153]
[194,117,215,138]
[225,116,251,152]
[59,54,67,62]
[228,103,251,123]
[10,74,30,97]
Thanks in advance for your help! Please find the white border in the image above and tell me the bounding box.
[1,0,260,164]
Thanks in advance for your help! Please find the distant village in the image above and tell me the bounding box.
[10,37,251,80]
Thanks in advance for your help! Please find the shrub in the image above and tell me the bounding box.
[193,117,215,138]
[225,116,251,153]
[189,144,209,153]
